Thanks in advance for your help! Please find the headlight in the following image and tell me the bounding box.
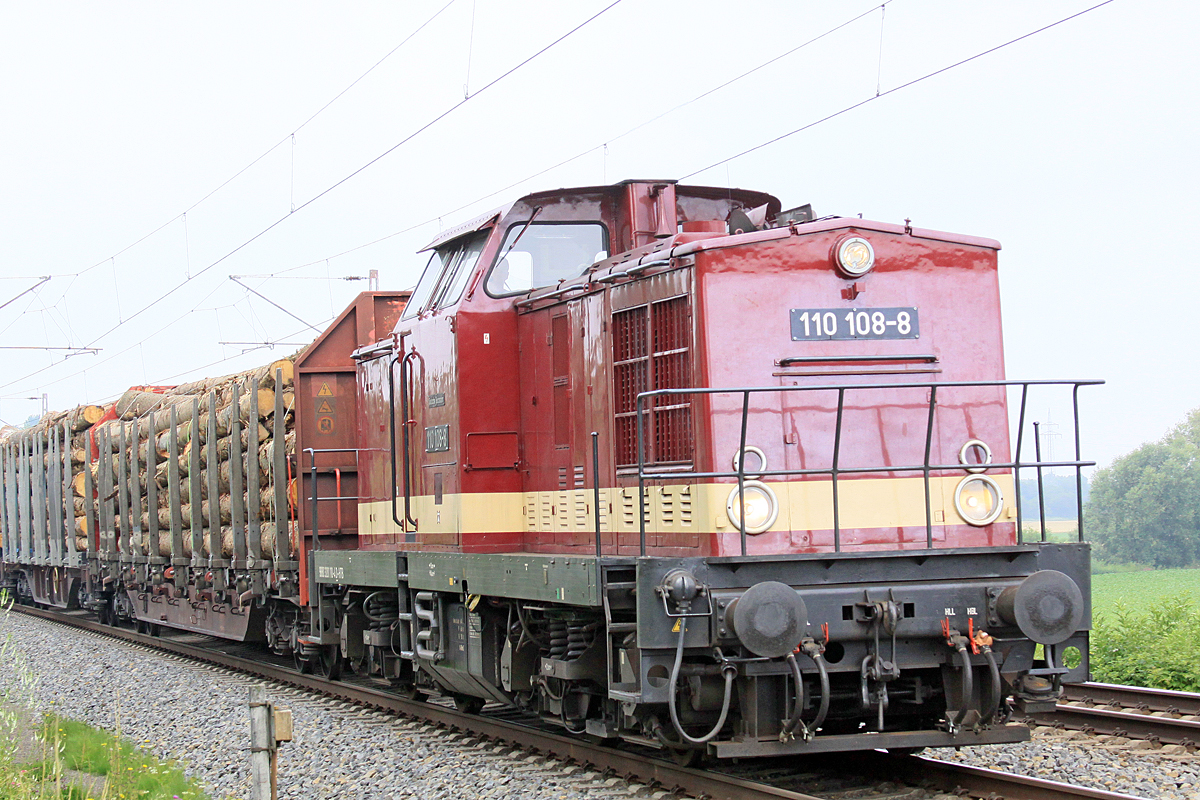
[958,438,993,474]
[726,480,779,534]
[953,475,1004,526]
[834,236,875,277]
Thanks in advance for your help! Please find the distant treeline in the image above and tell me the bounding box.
[1084,408,1200,568]
[1018,473,1089,521]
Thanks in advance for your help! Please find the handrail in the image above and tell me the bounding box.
[400,351,419,531]
[303,447,362,553]
[389,354,405,532]
[633,379,1103,555]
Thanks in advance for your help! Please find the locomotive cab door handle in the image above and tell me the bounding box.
[389,345,419,535]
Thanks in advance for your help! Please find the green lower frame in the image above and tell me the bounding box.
[313,549,615,606]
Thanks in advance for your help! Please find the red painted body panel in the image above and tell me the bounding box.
[693,228,1011,556]
[326,182,1017,561]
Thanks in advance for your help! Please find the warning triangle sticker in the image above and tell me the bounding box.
[317,382,333,397]
[316,400,334,414]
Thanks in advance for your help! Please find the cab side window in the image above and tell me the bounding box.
[401,233,489,320]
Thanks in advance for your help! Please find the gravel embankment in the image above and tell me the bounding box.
[0,612,658,800]
[4,610,1199,800]
[930,728,1200,800]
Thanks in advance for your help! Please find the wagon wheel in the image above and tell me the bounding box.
[106,597,123,628]
[317,645,343,681]
[395,685,426,703]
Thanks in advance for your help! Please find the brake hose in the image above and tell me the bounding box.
[980,646,1002,724]
[783,644,830,737]
[953,644,974,728]
[668,617,736,745]
[809,648,830,731]
[781,653,807,738]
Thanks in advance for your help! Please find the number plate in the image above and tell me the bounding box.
[790,307,919,341]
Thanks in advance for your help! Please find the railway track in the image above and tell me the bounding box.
[8,604,1147,800]
[1029,683,1200,749]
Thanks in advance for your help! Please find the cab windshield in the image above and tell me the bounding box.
[485,222,607,296]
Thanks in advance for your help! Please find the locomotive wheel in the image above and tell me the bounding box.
[317,645,342,681]
[293,648,313,675]
[452,695,485,714]
[669,746,707,768]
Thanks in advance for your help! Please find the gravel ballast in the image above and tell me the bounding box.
[3,610,1199,799]
[0,612,641,799]
[930,728,1200,799]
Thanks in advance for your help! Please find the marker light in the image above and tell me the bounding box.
[953,475,1004,526]
[732,445,768,480]
[958,439,993,474]
[726,480,780,534]
[835,237,875,277]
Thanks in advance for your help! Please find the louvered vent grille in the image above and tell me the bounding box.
[613,296,693,467]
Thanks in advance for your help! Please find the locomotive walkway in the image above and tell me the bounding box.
[11,604,1156,800]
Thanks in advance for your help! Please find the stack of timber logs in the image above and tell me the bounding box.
[10,357,297,561]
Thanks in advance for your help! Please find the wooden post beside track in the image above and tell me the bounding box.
[248,685,291,800]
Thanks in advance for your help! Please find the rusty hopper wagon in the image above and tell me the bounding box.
[0,179,1098,762]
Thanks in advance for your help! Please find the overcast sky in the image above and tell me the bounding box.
[0,0,1195,472]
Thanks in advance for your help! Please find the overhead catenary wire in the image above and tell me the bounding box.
[230,276,323,334]
[0,346,100,353]
[682,0,1117,180]
[0,277,51,313]
[222,0,899,284]
[77,0,623,346]
[64,0,461,285]
[0,0,625,396]
[5,1,1111,405]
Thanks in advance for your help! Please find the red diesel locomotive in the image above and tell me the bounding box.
[1,179,1096,760]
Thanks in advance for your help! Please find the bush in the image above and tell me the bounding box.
[1090,593,1200,691]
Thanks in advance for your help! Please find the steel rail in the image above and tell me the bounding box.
[8,605,1144,800]
[1063,682,1200,716]
[1027,683,1200,747]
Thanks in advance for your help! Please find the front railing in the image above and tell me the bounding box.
[635,379,1103,556]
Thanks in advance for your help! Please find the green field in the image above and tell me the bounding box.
[1087,567,1200,691]
[1091,568,1200,616]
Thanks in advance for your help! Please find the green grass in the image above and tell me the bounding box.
[11,714,210,800]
